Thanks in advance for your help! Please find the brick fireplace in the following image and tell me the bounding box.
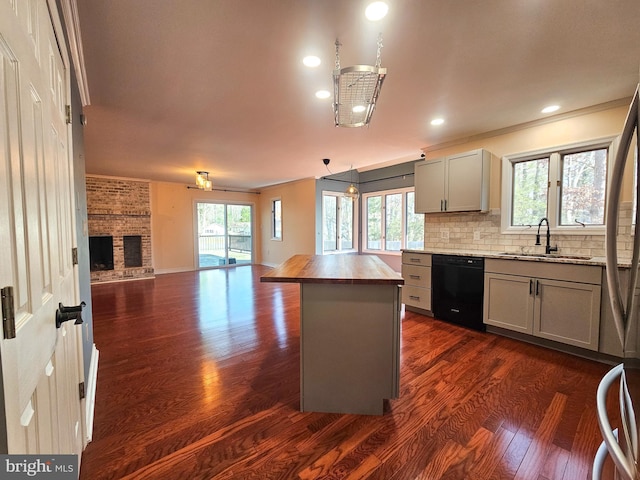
[86,176,154,283]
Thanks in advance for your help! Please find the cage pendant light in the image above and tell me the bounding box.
[333,34,387,128]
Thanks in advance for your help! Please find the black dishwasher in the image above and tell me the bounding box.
[432,255,485,331]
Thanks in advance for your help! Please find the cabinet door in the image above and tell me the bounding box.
[484,273,534,334]
[534,279,601,351]
[445,150,484,212]
[414,159,445,213]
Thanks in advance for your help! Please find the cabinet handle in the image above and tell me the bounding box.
[536,280,540,296]
[529,279,533,295]
[409,295,420,300]
[410,258,421,263]
[444,199,447,211]
[409,275,421,280]
[440,199,444,211]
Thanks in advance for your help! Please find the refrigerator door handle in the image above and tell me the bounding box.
[596,363,637,480]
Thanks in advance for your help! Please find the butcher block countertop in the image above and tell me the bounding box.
[261,254,404,285]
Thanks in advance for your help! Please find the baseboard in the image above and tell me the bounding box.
[85,344,99,443]
[154,266,194,274]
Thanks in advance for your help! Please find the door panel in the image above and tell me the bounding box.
[0,0,82,455]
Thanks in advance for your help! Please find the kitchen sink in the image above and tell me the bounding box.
[498,252,592,260]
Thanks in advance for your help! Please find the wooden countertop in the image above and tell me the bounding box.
[260,254,404,285]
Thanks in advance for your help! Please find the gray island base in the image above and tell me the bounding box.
[261,255,403,415]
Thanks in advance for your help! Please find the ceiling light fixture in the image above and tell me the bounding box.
[541,105,560,114]
[365,2,389,21]
[303,55,321,67]
[431,118,445,126]
[315,90,331,99]
[194,171,213,191]
[333,34,387,128]
[344,166,360,200]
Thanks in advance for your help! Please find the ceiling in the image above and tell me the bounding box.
[76,0,640,190]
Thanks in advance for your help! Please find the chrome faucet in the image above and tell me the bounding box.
[535,217,558,254]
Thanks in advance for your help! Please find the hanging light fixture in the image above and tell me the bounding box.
[344,166,359,200]
[333,33,387,128]
[194,171,213,191]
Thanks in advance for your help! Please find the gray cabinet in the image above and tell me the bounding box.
[484,259,602,351]
[414,149,491,213]
[401,252,431,312]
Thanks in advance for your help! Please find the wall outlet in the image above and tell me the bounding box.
[473,230,481,241]
[441,229,449,240]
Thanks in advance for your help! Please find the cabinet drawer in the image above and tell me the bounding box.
[402,264,431,288]
[402,285,431,311]
[402,252,431,267]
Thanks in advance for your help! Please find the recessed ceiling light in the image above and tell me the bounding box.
[303,56,321,67]
[353,105,367,113]
[431,118,445,126]
[315,90,331,99]
[541,105,560,114]
[365,2,388,21]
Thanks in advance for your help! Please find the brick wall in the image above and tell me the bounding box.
[86,176,154,283]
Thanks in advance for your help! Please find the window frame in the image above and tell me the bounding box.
[501,136,616,235]
[271,198,282,241]
[321,191,358,254]
[362,186,424,255]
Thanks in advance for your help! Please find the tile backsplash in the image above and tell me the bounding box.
[423,202,634,259]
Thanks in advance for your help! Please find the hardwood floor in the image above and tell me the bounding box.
[80,265,616,479]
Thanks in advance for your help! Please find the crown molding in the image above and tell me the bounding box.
[59,0,90,105]
[422,98,631,154]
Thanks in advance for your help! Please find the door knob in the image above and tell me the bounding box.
[56,301,86,328]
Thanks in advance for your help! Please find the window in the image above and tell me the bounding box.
[363,187,424,253]
[271,198,282,240]
[196,202,253,267]
[502,138,614,234]
[322,192,356,253]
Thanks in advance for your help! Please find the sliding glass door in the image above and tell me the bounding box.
[196,202,253,268]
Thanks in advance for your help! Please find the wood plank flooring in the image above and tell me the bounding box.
[79,265,617,479]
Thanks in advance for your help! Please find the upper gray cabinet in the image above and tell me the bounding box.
[414,149,491,213]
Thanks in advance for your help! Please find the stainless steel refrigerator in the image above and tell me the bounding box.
[597,84,640,479]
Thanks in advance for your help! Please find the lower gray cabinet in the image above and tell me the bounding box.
[484,259,602,351]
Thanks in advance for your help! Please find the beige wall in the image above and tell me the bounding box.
[423,104,632,208]
[259,178,317,266]
[150,181,260,273]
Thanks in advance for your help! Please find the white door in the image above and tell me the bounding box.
[0,0,83,456]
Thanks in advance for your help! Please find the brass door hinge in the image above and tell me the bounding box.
[79,382,85,400]
[1,286,16,339]
[72,247,78,265]
[65,105,72,124]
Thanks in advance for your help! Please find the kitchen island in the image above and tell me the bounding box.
[261,254,404,415]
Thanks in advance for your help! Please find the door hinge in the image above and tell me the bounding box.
[72,247,78,265]
[1,286,16,340]
[65,105,72,124]
[79,382,85,400]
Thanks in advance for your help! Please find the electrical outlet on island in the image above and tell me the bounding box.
[441,229,449,240]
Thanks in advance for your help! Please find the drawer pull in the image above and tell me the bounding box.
[409,295,420,300]
[410,258,421,263]
[409,275,421,280]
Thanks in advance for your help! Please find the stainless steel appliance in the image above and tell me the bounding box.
[596,84,640,479]
[431,254,485,331]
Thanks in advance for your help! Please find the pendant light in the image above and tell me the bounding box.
[344,166,359,200]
